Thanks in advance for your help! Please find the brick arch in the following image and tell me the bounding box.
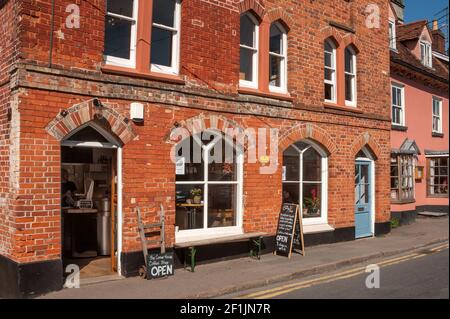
[279,123,337,155]
[266,8,293,32]
[238,0,265,21]
[321,26,343,46]
[45,99,137,145]
[350,132,381,160]
[165,113,247,145]
[342,34,361,53]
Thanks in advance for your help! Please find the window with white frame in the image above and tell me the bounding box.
[390,154,415,203]
[420,41,432,67]
[282,141,328,225]
[427,156,449,197]
[104,0,139,67]
[151,0,181,74]
[324,39,337,103]
[239,13,259,88]
[175,131,243,239]
[389,19,396,50]
[269,22,288,92]
[391,84,405,126]
[345,47,357,106]
[432,97,443,134]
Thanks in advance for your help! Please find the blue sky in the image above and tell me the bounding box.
[404,0,448,24]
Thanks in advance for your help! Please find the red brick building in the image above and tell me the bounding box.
[388,1,449,225]
[0,0,392,298]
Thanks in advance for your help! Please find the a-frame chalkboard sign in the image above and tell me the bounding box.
[274,203,305,258]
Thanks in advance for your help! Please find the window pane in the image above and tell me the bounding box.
[345,48,353,73]
[152,0,176,27]
[208,184,237,228]
[240,47,254,81]
[151,27,173,66]
[175,137,204,182]
[392,87,397,105]
[345,74,353,101]
[325,83,333,100]
[208,141,237,181]
[324,68,332,81]
[303,147,321,181]
[269,55,282,87]
[283,146,300,181]
[303,183,321,218]
[240,14,255,47]
[324,40,333,53]
[324,52,332,68]
[107,0,134,17]
[175,184,204,230]
[282,183,299,205]
[104,16,132,59]
[270,24,282,54]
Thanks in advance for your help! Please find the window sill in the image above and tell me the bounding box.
[392,125,408,132]
[303,223,335,234]
[323,102,363,113]
[426,194,449,199]
[432,132,444,138]
[101,65,186,85]
[238,87,294,102]
[391,199,416,205]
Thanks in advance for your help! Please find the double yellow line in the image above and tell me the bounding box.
[235,242,449,299]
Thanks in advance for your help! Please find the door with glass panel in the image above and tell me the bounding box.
[354,161,373,238]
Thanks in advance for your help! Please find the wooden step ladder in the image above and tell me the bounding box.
[136,204,165,278]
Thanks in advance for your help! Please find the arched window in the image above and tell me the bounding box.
[269,22,287,92]
[240,12,259,88]
[324,39,337,103]
[175,131,243,240]
[345,46,357,106]
[282,141,328,225]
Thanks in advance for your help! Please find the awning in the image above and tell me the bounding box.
[392,139,421,155]
[424,150,449,156]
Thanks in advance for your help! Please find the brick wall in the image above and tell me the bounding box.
[2,0,392,263]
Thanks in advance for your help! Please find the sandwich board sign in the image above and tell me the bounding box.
[147,252,174,279]
[274,203,305,258]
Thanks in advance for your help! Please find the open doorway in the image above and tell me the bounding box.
[61,122,121,281]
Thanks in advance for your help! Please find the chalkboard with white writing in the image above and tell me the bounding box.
[274,203,304,258]
[147,252,174,279]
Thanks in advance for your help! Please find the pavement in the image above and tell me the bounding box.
[39,215,449,299]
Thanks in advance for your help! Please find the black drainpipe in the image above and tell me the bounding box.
[49,0,55,68]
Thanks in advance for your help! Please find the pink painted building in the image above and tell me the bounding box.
[389,2,449,224]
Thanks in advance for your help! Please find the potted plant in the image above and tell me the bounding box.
[190,187,202,204]
[303,189,320,217]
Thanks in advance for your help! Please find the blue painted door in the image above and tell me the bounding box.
[355,161,373,238]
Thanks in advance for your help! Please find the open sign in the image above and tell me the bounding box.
[147,252,174,279]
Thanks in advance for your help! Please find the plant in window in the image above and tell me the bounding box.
[190,187,202,204]
[303,189,320,217]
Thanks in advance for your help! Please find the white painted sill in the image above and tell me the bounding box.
[303,224,335,234]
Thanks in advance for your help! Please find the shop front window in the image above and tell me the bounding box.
[282,141,328,224]
[427,157,449,197]
[175,132,243,237]
[390,154,415,203]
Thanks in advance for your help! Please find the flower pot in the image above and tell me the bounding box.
[193,195,201,204]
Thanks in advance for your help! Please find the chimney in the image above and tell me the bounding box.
[431,20,446,54]
[391,0,405,24]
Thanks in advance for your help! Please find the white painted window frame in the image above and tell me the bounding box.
[344,47,357,107]
[420,41,432,68]
[391,83,405,126]
[104,0,139,68]
[239,12,259,89]
[282,141,328,226]
[269,22,288,94]
[389,19,396,50]
[175,132,244,243]
[150,0,181,75]
[432,96,443,134]
[324,40,337,103]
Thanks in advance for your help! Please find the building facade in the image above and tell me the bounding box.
[0,0,392,298]
[389,3,449,225]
